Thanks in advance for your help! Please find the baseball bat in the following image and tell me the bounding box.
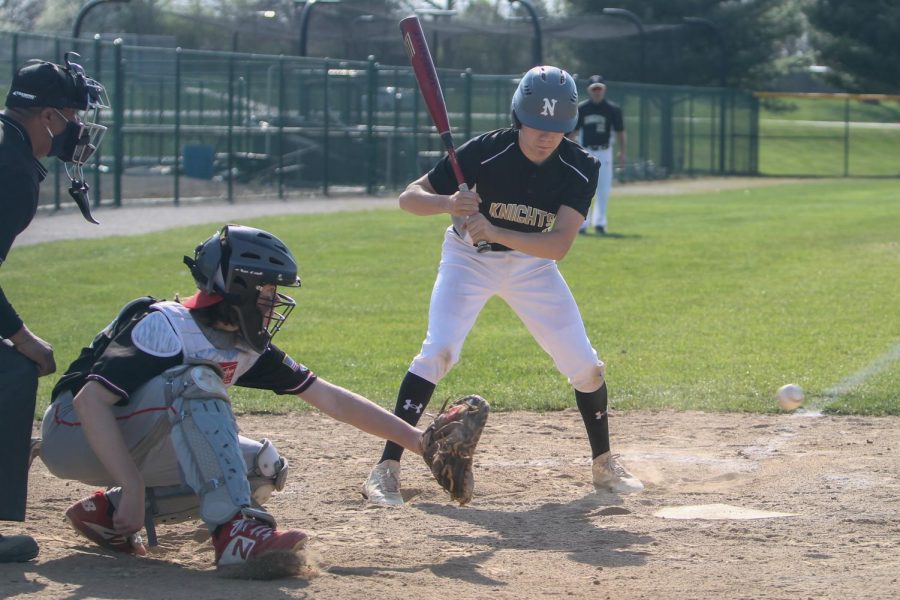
[400,16,490,253]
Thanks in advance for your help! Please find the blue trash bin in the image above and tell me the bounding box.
[182,144,216,179]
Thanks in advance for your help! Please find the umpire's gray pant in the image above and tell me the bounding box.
[0,342,38,522]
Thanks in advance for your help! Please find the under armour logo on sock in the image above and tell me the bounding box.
[595,410,607,420]
[403,399,423,414]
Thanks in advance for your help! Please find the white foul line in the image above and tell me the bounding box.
[822,341,900,399]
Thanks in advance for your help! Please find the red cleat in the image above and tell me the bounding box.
[65,490,144,554]
[212,511,308,579]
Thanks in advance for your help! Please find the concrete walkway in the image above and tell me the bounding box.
[16,177,804,247]
[17,195,397,248]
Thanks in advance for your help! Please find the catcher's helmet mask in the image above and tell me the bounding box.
[510,65,578,134]
[184,225,301,352]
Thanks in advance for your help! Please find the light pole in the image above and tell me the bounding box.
[73,0,132,39]
[601,7,644,83]
[297,0,340,57]
[601,7,646,163]
[508,0,542,67]
[683,17,728,173]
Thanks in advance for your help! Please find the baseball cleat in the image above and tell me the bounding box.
[212,512,308,579]
[0,534,39,563]
[65,490,146,555]
[361,460,404,507]
[592,452,644,494]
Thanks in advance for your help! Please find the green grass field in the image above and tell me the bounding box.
[6,179,898,417]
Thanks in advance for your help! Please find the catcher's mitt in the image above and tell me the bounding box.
[421,394,490,505]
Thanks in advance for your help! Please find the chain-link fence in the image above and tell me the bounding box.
[1,31,757,209]
[756,92,900,177]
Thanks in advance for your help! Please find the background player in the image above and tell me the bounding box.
[40,224,441,578]
[362,65,643,507]
[0,54,108,563]
[567,75,626,235]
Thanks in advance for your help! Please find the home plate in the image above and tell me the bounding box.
[654,504,796,520]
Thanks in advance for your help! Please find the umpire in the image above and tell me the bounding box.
[0,54,108,562]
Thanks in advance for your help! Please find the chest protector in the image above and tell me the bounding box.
[150,301,261,386]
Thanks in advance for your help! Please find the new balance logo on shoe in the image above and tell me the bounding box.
[65,490,145,555]
[213,514,308,579]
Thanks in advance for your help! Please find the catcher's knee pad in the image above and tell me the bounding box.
[247,438,290,507]
[167,364,252,526]
[570,362,606,394]
[135,440,288,529]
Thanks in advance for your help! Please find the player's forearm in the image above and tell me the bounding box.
[72,382,145,489]
[491,228,574,261]
[399,182,451,216]
[299,379,423,455]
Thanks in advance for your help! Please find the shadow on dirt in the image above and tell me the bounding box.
[23,550,314,598]
[378,494,654,586]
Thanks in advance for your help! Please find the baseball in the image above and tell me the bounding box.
[777,383,804,411]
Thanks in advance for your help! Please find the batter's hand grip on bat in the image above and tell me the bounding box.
[446,147,490,254]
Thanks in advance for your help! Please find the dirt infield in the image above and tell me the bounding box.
[7,177,896,598]
[3,409,897,599]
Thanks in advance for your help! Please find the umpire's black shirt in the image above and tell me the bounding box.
[0,113,48,338]
[428,128,598,242]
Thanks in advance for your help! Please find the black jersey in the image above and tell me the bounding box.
[575,100,624,148]
[0,114,48,338]
[51,299,316,404]
[428,128,599,236]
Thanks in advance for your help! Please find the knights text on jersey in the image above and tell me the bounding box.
[576,100,624,148]
[428,128,599,228]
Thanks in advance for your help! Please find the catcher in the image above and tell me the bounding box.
[39,224,487,579]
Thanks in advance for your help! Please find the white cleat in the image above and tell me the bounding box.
[592,451,644,494]
[362,460,404,507]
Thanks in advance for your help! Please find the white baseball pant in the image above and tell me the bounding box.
[581,145,614,231]
[408,228,605,393]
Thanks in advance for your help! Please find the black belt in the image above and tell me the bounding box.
[587,144,610,150]
[452,227,512,252]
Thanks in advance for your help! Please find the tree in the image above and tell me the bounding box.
[562,0,806,89]
[806,0,900,93]
[0,0,45,33]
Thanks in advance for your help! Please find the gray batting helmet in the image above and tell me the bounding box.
[510,66,578,133]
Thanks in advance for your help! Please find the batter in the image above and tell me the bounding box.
[362,65,643,507]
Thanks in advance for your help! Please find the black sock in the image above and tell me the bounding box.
[379,371,436,463]
[575,384,610,459]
